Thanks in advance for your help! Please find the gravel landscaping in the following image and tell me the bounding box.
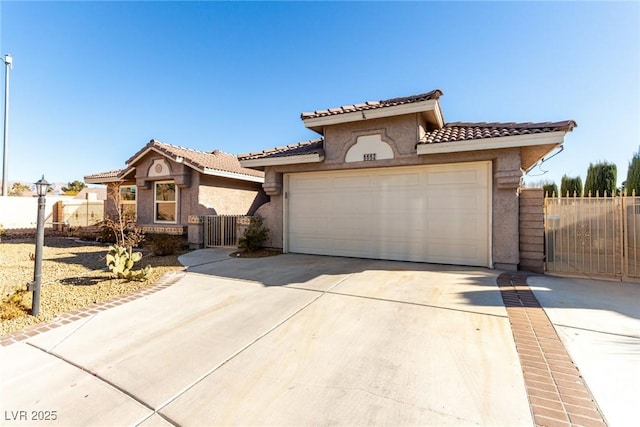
[1,236,185,336]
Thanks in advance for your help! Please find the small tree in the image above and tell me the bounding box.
[102,182,144,248]
[8,182,31,196]
[584,162,617,196]
[560,175,583,197]
[238,216,269,252]
[62,180,87,196]
[626,150,640,196]
[542,182,558,197]
[102,182,149,281]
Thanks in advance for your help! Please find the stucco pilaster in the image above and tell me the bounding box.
[255,196,283,249]
[263,169,283,196]
[492,152,523,270]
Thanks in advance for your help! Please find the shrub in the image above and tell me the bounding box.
[238,216,269,252]
[99,219,144,248]
[0,224,6,243]
[144,233,186,256]
[1,287,29,320]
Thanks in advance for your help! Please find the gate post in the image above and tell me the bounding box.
[519,188,545,273]
[188,215,204,249]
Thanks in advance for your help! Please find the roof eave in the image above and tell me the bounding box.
[240,153,325,168]
[202,168,265,183]
[83,168,135,185]
[303,99,441,134]
[416,131,568,156]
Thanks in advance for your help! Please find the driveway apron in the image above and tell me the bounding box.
[1,252,531,426]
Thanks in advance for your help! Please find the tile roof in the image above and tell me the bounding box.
[127,139,264,179]
[301,89,443,120]
[238,139,324,161]
[418,121,577,144]
[84,169,125,181]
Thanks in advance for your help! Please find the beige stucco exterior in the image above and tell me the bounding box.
[255,112,558,271]
[102,151,267,247]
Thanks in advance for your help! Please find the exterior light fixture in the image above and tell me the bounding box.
[31,175,49,316]
[1,54,12,197]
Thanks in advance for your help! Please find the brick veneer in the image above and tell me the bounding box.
[498,272,607,427]
[520,188,545,273]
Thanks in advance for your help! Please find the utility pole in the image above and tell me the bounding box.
[1,54,12,197]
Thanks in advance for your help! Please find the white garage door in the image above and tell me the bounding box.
[285,162,491,267]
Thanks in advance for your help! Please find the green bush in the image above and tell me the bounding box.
[238,216,269,252]
[144,233,186,256]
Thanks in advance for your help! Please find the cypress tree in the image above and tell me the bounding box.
[560,175,583,197]
[543,182,558,197]
[584,162,617,197]
[626,151,640,196]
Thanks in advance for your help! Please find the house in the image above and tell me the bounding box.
[85,139,267,247]
[239,89,576,271]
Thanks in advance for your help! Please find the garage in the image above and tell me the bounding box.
[285,161,492,267]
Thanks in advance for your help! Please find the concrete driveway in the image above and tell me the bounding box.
[2,251,532,426]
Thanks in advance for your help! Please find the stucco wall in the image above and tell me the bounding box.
[197,175,267,216]
[259,112,525,270]
[102,154,267,244]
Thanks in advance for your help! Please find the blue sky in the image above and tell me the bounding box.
[0,1,638,189]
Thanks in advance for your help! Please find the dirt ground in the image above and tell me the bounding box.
[1,237,184,336]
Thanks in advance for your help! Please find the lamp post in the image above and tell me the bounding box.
[1,54,11,197]
[31,175,49,316]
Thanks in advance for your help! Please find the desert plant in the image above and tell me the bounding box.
[144,233,186,256]
[238,216,269,252]
[1,287,29,320]
[106,245,151,281]
[61,180,87,196]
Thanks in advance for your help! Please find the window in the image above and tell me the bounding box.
[155,181,177,223]
[119,185,136,221]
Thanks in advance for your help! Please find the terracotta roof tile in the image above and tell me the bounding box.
[128,140,264,179]
[84,169,124,180]
[301,89,443,120]
[418,121,576,144]
[238,139,324,161]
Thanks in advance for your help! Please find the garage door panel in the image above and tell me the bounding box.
[427,189,488,211]
[427,241,484,265]
[426,168,485,186]
[287,162,490,267]
[427,215,487,240]
[378,172,422,187]
[333,175,372,189]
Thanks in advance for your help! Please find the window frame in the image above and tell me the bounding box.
[154,181,178,224]
[118,185,137,221]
